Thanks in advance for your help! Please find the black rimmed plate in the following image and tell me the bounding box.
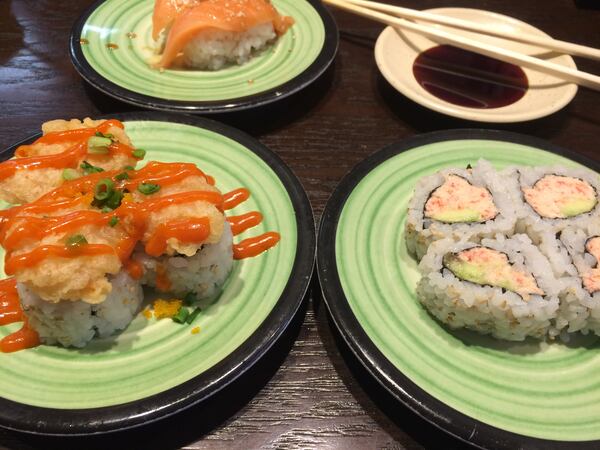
[317,129,600,449]
[0,112,315,435]
[69,0,338,113]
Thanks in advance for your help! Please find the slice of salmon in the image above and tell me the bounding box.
[152,0,205,41]
[156,0,294,69]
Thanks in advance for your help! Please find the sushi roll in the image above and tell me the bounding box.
[152,0,294,70]
[0,118,141,205]
[405,160,516,260]
[18,272,143,348]
[417,234,560,341]
[506,165,600,241]
[127,162,234,298]
[548,225,600,337]
[0,198,144,347]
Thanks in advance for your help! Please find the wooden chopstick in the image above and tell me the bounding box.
[323,0,600,91]
[342,0,600,61]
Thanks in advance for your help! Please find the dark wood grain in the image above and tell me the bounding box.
[1,0,599,448]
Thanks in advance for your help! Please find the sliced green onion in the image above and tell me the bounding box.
[123,165,135,171]
[88,136,112,154]
[172,307,189,324]
[66,234,87,248]
[80,161,104,174]
[138,183,160,195]
[88,136,112,147]
[88,147,109,155]
[108,216,119,227]
[186,307,202,324]
[105,189,124,209]
[132,148,146,159]
[183,291,197,306]
[115,171,129,181]
[62,168,80,181]
[94,178,115,201]
[101,206,112,213]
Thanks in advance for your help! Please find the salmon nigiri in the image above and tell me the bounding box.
[152,0,294,70]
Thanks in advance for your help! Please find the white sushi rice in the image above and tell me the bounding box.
[136,221,234,298]
[405,159,517,260]
[504,164,600,241]
[182,22,277,70]
[417,235,561,341]
[19,271,143,348]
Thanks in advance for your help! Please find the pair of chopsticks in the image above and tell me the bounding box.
[323,0,600,91]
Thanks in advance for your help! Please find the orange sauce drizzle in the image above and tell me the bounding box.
[155,265,171,292]
[0,141,138,182]
[228,211,262,236]
[2,120,138,181]
[233,232,280,259]
[0,278,40,353]
[126,260,144,280]
[145,218,210,257]
[1,320,40,353]
[4,244,115,275]
[0,279,22,325]
[223,188,250,210]
[15,119,124,154]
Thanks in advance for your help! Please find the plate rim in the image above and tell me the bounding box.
[0,111,316,436]
[316,129,600,449]
[68,0,339,114]
[374,7,579,123]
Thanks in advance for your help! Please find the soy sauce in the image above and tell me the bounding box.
[412,45,528,109]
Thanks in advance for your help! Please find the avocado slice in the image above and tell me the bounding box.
[560,198,597,218]
[430,209,481,223]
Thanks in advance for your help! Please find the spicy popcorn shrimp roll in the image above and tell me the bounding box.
[0,194,143,348]
[0,118,142,204]
[126,162,234,298]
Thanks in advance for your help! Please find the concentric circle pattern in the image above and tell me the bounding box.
[79,0,325,102]
[335,138,600,441]
[0,120,297,409]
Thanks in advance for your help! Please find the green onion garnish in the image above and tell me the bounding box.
[62,168,80,181]
[183,291,197,306]
[101,206,112,213]
[80,161,104,174]
[132,148,146,159]
[123,165,135,171]
[138,183,160,195]
[172,307,189,324]
[104,189,124,210]
[108,216,119,227]
[94,178,115,201]
[66,234,88,248]
[88,136,112,154]
[115,171,129,181]
[186,307,202,324]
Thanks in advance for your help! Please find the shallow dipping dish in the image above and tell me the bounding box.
[318,130,600,448]
[69,0,338,113]
[0,112,315,435]
[375,8,578,123]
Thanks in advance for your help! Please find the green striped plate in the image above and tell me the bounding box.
[0,112,315,435]
[317,130,600,449]
[69,0,338,113]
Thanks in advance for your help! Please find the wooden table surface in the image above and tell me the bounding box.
[1,0,600,448]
